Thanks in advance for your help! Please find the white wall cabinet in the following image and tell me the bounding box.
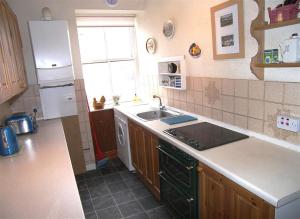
[158,56,186,90]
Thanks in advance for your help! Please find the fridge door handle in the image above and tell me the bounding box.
[40,83,74,89]
[36,64,72,70]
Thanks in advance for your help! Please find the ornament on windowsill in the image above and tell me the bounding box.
[93,96,106,110]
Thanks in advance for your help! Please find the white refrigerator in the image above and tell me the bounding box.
[29,20,77,119]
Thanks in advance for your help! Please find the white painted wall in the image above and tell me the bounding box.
[6,0,145,84]
[135,0,300,82]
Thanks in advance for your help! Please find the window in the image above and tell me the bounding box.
[77,17,137,103]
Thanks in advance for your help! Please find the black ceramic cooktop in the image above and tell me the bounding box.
[164,122,249,151]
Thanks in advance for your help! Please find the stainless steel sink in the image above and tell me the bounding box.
[136,109,180,121]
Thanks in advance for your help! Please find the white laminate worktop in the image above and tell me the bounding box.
[0,119,85,219]
[114,104,300,208]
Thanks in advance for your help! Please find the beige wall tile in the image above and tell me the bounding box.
[187,91,194,103]
[265,82,284,103]
[168,99,174,107]
[222,79,234,96]
[187,76,194,90]
[283,104,300,116]
[162,88,168,98]
[194,104,203,115]
[248,99,264,120]
[248,118,264,133]
[194,91,203,105]
[167,89,174,100]
[179,91,187,102]
[234,97,248,116]
[284,83,300,106]
[173,90,180,100]
[285,133,300,145]
[174,100,181,108]
[203,106,212,118]
[223,112,234,125]
[187,103,195,113]
[264,122,278,138]
[234,115,248,129]
[193,77,202,91]
[212,109,222,121]
[264,102,283,121]
[222,95,234,113]
[249,80,264,100]
[235,80,248,98]
[180,101,187,111]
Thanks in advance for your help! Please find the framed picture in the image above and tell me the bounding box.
[211,0,245,59]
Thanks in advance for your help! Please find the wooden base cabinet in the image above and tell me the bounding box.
[89,109,117,158]
[198,163,275,219]
[128,120,160,200]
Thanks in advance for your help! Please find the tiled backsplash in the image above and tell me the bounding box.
[9,80,96,167]
[162,77,300,145]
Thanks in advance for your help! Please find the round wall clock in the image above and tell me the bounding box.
[105,0,118,7]
[146,38,157,54]
[163,20,175,39]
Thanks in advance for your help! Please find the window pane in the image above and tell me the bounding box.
[82,63,112,103]
[77,27,106,63]
[111,60,136,101]
[105,27,135,60]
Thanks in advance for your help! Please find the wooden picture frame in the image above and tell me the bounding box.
[211,0,245,60]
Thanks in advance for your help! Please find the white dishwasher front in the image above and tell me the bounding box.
[39,83,78,120]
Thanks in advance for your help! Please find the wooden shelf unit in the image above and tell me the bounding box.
[250,1,300,80]
[253,18,300,31]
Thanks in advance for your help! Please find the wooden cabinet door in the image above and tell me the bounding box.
[135,125,146,176]
[198,163,275,219]
[0,0,27,104]
[128,121,138,170]
[128,120,160,200]
[0,2,18,90]
[6,6,26,91]
[199,166,227,219]
[90,109,117,155]
[144,130,154,186]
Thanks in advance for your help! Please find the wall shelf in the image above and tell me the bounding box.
[256,63,300,68]
[253,18,300,31]
[158,56,186,90]
[250,0,300,80]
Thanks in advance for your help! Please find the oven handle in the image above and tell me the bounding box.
[156,145,194,171]
[159,171,195,204]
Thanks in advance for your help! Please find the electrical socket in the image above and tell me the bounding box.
[277,115,300,132]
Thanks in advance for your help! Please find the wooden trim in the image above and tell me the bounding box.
[211,0,245,60]
[253,18,300,31]
[250,0,265,80]
[256,63,300,68]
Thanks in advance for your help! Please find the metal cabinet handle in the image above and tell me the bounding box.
[186,198,194,203]
[186,166,194,170]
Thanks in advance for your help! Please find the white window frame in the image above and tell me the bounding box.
[76,16,139,103]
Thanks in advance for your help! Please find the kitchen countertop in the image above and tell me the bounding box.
[114,104,300,208]
[0,119,85,219]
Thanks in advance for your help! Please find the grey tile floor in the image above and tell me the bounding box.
[75,158,175,219]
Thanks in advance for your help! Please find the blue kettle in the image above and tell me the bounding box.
[0,126,19,156]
